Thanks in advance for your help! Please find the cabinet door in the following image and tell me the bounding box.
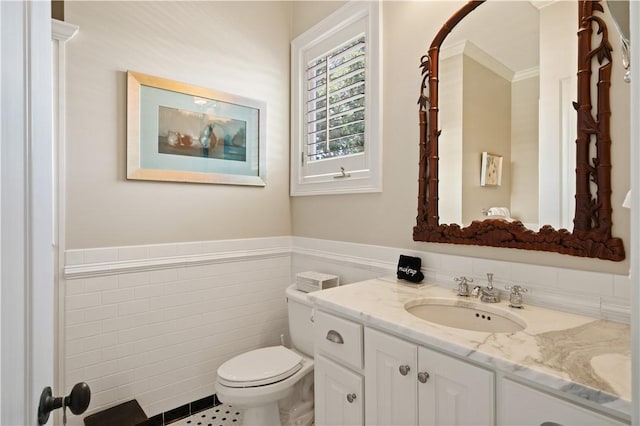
[314,354,364,426]
[365,327,418,425]
[418,346,494,426]
[499,378,628,426]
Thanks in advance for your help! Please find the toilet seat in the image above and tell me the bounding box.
[217,346,303,388]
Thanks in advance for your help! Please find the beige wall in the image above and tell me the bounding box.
[539,1,578,228]
[290,1,630,275]
[65,1,293,248]
[461,56,511,224]
[65,1,630,273]
[511,76,540,224]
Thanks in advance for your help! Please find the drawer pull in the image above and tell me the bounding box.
[399,365,411,376]
[418,372,430,383]
[326,330,344,344]
[346,393,357,403]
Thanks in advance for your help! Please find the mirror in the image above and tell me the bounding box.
[437,2,548,228]
[414,0,625,261]
[605,0,630,82]
[437,1,579,231]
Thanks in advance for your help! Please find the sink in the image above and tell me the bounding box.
[404,298,526,333]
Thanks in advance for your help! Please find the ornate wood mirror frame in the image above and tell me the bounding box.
[414,0,625,261]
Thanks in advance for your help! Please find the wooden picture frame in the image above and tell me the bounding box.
[127,71,266,186]
[480,152,502,187]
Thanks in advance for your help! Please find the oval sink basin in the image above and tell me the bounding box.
[404,298,526,333]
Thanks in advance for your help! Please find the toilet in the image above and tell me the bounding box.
[215,284,314,425]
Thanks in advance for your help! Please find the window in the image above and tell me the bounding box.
[291,1,382,196]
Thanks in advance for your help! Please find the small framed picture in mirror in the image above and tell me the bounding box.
[480,152,502,187]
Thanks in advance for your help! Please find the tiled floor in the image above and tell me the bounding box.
[171,404,243,426]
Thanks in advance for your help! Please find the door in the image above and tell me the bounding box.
[1,1,55,424]
[314,354,364,426]
[418,346,494,426]
[365,327,418,425]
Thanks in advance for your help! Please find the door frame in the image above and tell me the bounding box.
[1,1,54,424]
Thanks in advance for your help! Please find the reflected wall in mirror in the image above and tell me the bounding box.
[437,1,576,230]
[414,0,625,261]
[605,0,630,82]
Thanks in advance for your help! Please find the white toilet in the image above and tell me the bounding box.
[215,284,314,425]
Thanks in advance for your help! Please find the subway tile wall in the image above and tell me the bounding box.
[63,236,630,423]
[290,237,631,323]
[63,241,291,424]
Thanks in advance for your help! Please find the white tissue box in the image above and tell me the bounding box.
[296,271,340,293]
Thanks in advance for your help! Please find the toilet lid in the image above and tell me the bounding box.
[217,346,303,388]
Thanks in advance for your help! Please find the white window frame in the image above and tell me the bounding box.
[291,1,382,196]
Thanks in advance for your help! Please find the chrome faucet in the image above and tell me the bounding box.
[454,276,474,296]
[472,273,501,303]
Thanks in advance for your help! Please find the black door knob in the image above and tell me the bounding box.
[65,382,91,415]
[38,382,91,425]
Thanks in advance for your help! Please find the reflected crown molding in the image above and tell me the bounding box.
[439,40,540,83]
[513,66,540,82]
[440,40,514,81]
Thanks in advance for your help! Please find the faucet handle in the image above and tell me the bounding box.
[505,284,528,295]
[454,276,473,296]
[505,284,528,308]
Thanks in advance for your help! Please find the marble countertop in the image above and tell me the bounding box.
[308,277,631,419]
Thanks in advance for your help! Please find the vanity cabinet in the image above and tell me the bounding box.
[313,310,364,426]
[313,309,628,426]
[364,327,418,424]
[499,378,627,426]
[314,354,364,425]
[365,327,494,425]
[418,345,494,425]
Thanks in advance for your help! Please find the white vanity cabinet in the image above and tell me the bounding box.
[365,327,494,425]
[499,378,627,426]
[314,354,364,425]
[418,345,494,425]
[364,327,418,424]
[313,310,364,426]
[313,309,628,426]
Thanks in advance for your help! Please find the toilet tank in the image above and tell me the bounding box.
[286,284,314,356]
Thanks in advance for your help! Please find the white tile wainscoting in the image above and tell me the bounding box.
[62,236,630,423]
[63,237,292,424]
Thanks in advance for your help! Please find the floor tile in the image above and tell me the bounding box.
[170,404,243,426]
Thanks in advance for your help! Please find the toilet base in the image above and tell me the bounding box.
[242,403,281,426]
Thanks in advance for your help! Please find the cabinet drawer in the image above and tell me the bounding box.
[314,310,363,370]
[499,378,628,425]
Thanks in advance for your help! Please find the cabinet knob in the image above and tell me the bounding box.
[418,372,430,383]
[399,365,411,376]
[346,393,357,403]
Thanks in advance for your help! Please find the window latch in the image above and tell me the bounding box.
[333,167,351,179]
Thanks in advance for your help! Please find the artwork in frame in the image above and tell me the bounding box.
[127,71,266,186]
[480,152,502,187]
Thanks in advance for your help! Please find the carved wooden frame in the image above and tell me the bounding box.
[414,0,625,261]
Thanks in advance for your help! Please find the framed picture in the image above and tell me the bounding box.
[480,152,502,187]
[127,71,266,186]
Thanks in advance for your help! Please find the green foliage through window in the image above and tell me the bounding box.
[305,35,366,161]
